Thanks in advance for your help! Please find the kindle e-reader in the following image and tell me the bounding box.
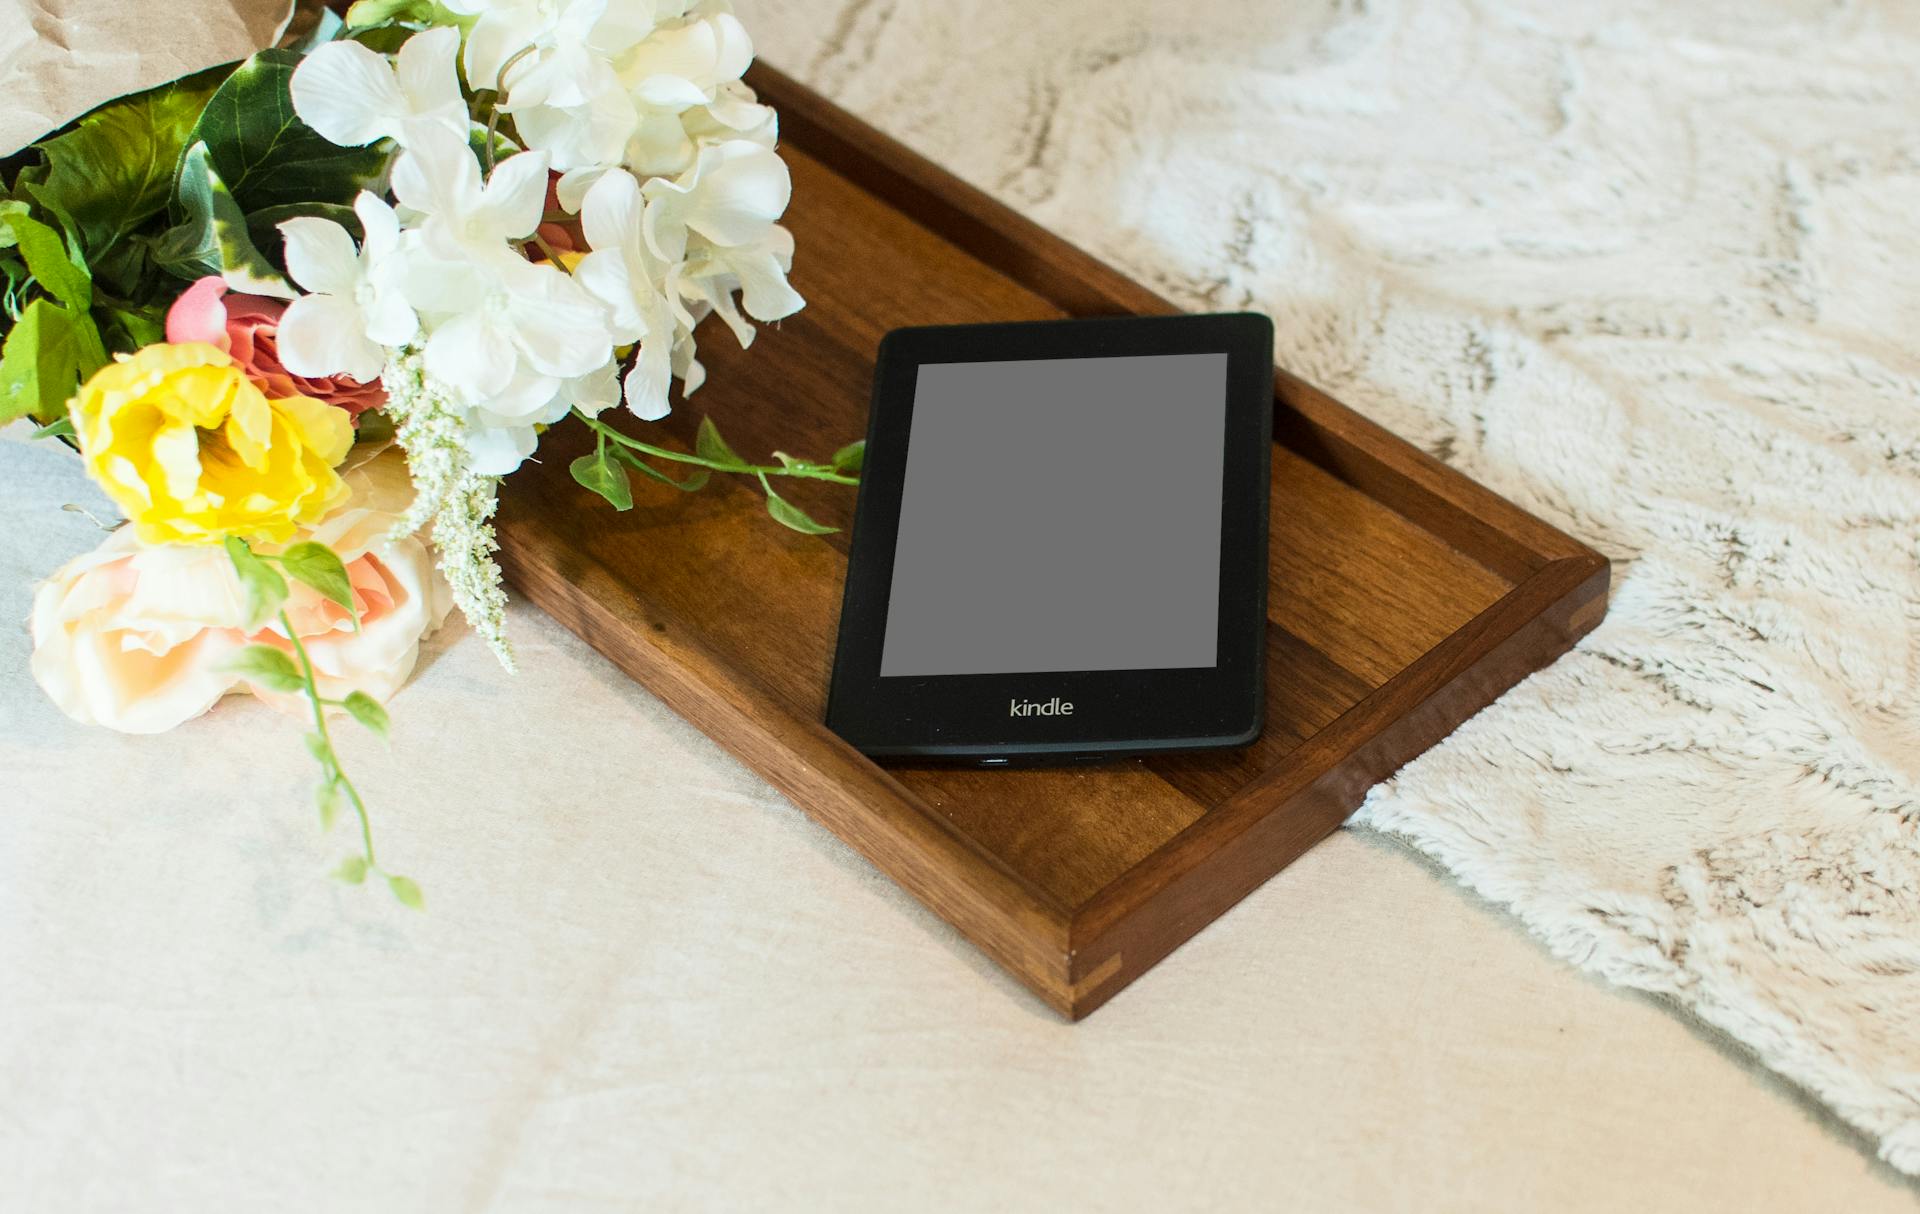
[826,313,1274,763]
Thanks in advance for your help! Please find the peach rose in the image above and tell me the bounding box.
[30,452,452,734]
[166,276,386,417]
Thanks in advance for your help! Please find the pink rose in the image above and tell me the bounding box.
[30,452,452,733]
[166,276,386,418]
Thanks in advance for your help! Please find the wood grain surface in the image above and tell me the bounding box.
[492,64,1610,1018]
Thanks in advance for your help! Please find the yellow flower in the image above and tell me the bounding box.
[72,342,354,545]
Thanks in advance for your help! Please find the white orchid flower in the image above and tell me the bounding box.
[684,78,778,147]
[447,0,652,105]
[618,11,753,107]
[404,248,613,418]
[528,9,761,207]
[460,358,622,475]
[575,169,683,419]
[390,123,552,254]
[684,221,804,345]
[289,26,467,149]
[277,193,419,382]
[513,75,639,176]
[378,124,618,468]
[641,139,791,264]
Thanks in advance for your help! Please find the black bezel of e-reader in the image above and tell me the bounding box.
[824,312,1274,765]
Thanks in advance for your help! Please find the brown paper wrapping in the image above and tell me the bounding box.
[1,0,295,157]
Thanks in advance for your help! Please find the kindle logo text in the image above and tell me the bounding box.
[1009,697,1074,718]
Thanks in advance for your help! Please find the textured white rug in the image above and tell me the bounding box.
[742,0,1920,1171]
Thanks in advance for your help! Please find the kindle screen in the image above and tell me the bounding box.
[879,352,1230,677]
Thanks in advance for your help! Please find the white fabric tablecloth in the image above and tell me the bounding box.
[6,0,1920,1209]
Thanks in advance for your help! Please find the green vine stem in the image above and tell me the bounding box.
[479,43,539,174]
[222,535,418,905]
[282,608,377,872]
[573,408,859,485]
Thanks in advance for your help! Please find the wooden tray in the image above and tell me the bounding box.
[494,64,1610,1019]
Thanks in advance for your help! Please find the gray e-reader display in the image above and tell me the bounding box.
[827,314,1273,763]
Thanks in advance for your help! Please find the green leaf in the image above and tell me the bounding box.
[2,210,90,309]
[762,482,839,535]
[570,448,633,511]
[151,143,290,293]
[342,691,391,740]
[224,535,289,628]
[344,0,471,29]
[350,24,421,55]
[304,731,330,764]
[612,446,710,492]
[95,303,166,353]
[386,874,425,910]
[2,253,29,320]
[19,64,230,268]
[695,416,742,467]
[334,855,369,885]
[188,50,391,216]
[243,201,360,272]
[316,779,342,832]
[29,414,74,441]
[279,541,357,619]
[0,298,105,426]
[0,201,26,250]
[831,440,865,473]
[224,643,305,693]
[352,407,396,446]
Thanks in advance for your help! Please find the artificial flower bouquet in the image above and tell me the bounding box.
[3,0,861,903]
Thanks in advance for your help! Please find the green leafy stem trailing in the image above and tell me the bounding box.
[569,410,862,533]
[223,535,422,908]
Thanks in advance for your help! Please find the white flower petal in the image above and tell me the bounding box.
[556,165,606,213]
[400,254,491,316]
[623,110,696,178]
[732,245,805,322]
[353,191,402,260]
[505,269,615,378]
[463,421,539,476]
[278,217,362,296]
[426,311,516,400]
[280,293,383,381]
[633,73,710,111]
[395,25,466,122]
[697,276,756,349]
[709,13,756,82]
[289,40,408,147]
[567,359,621,417]
[514,87,637,172]
[675,335,706,398]
[623,337,673,421]
[641,188,691,264]
[481,149,553,240]
[702,92,776,135]
[391,124,482,220]
[462,13,523,93]
[477,368,562,421]
[574,250,648,342]
[361,284,420,349]
[684,142,790,247]
[622,19,719,93]
[581,167,644,255]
